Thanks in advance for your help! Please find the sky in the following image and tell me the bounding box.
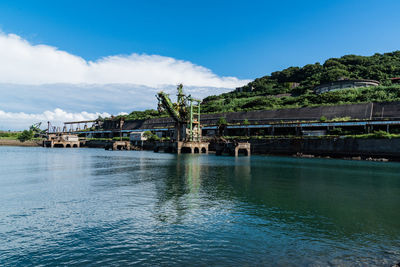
[0,0,400,129]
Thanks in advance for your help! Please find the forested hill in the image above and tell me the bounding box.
[234,51,400,95]
[201,51,400,113]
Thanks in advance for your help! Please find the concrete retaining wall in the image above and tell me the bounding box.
[249,138,400,159]
[85,138,400,160]
[85,140,112,148]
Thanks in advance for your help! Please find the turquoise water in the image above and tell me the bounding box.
[0,146,399,266]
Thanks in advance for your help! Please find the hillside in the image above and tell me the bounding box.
[202,51,400,113]
[201,84,400,113]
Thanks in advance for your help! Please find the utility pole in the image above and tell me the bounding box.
[119,118,124,141]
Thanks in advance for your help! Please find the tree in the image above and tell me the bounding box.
[217,117,227,126]
[143,131,159,141]
[18,130,33,142]
[217,117,227,136]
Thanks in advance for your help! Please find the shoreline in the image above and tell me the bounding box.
[0,139,42,147]
[0,138,397,162]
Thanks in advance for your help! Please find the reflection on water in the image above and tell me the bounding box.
[0,147,400,266]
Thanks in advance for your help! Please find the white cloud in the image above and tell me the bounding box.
[0,32,251,130]
[0,32,249,88]
[0,83,232,114]
[0,108,110,130]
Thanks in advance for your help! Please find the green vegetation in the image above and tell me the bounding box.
[17,130,34,142]
[217,117,227,126]
[1,123,45,142]
[218,51,400,95]
[347,130,400,139]
[115,109,167,120]
[202,51,400,113]
[330,116,352,122]
[201,84,400,113]
[0,131,20,140]
[143,131,160,141]
[216,130,400,141]
[113,137,130,141]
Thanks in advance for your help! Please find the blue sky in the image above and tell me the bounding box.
[0,0,399,129]
[1,0,399,78]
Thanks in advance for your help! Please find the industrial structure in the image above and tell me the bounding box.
[43,134,80,148]
[154,84,211,154]
[43,94,400,157]
[153,84,250,155]
[47,101,400,138]
[156,84,202,142]
[313,79,380,94]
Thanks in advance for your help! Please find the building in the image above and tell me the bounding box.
[129,131,147,142]
[314,79,380,94]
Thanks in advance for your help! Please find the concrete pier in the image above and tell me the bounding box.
[176,141,209,154]
[105,141,131,150]
[154,141,209,154]
[216,142,251,156]
[43,134,80,148]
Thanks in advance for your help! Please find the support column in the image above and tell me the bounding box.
[176,142,182,154]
